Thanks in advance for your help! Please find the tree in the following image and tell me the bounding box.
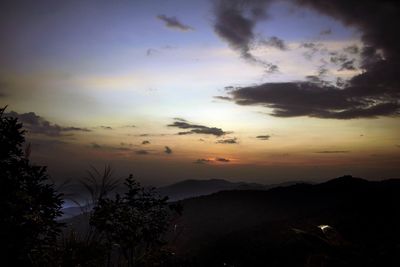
[90,174,181,266]
[0,107,63,265]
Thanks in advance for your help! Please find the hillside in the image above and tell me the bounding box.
[167,176,400,266]
[156,178,306,201]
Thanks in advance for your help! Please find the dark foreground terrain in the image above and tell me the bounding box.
[64,175,400,266]
[164,176,400,266]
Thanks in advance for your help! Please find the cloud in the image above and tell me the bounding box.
[194,158,212,164]
[100,126,112,130]
[168,118,229,136]
[329,52,357,71]
[90,143,132,151]
[142,140,150,145]
[146,48,158,56]
[164,146,173,154]
[216,157,230,163]
[256,135,270,140]
[260,36,287,50]
[194,157,231,164]
[344,45,359,55]
[214,96,233,101]
[293,0,400,116]
[91,142,102,149]
[6,111,91,136]
[225,82,399,119]
[212,0,278,72]
[320,28,332,35]
[300,42,324,60]
[315,150,350,154]
[216,137,238,144]
[157,14,193,31]
[136,150,149,155]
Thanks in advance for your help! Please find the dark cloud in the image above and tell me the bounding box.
[300,42,324,60]
[136,150,149,155]
[146,48,158,56]
[293,0,400,114]
[216,138,238,144]
[226,82,399,119]
[100,126,112,130]
[338,59,356,71]
[212,0,278,72]
[315,150,350,154]
[164,146,173,154]
[91,142,102,149]
[194,158,212,164]
[214,96,233,101]
[142,140,150,145]
[157,14,193,31]
[120,142,133,147]
[319,28,332,35]
[256,135,270,140]
[216,157,230,163]
[168,118,229,136]
[260,36,287,50]
[329,52,357,71]
[6,111,91,136]
[217,0,400,121]
[90,143,132,151]
[194,157,231,164]
[344,45,359,55]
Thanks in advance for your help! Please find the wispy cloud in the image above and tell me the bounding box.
[168,118,229,137]
[6,111,91,137]
[194,157,231,164]
[216,138,238,144]
[315,150,350,154]
[256,135,270,140]
[164,146,173,154]
[136,149,149,155]
[194,158,212,164]
[157,14,193,31]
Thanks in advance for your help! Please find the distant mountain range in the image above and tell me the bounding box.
[156,178,308,201]
[63,175,400,266]
[168,175,400,266]
[60,178,307,219]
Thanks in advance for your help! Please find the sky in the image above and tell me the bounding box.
[1,0,399,186]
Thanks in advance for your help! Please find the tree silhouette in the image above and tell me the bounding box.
[90,174,181,266]
[0,107,63,265]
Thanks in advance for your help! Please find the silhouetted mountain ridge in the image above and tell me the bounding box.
[156,178,307,201]
[169,175,400,266]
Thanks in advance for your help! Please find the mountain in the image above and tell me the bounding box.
[62,175,400,266]
[60,179,300,219]
[156,178,306,201]
[167,175,400,266]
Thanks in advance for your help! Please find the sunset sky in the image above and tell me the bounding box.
[1,0,399,185]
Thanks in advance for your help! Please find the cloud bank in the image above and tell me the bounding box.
[168,118,229,136]
[214,0,400,119]
[157,14,193,31]
[6,111,91,136]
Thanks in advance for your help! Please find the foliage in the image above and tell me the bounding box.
[81,164,120,208]
[0,106,63,265]
[90,174,181,266]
